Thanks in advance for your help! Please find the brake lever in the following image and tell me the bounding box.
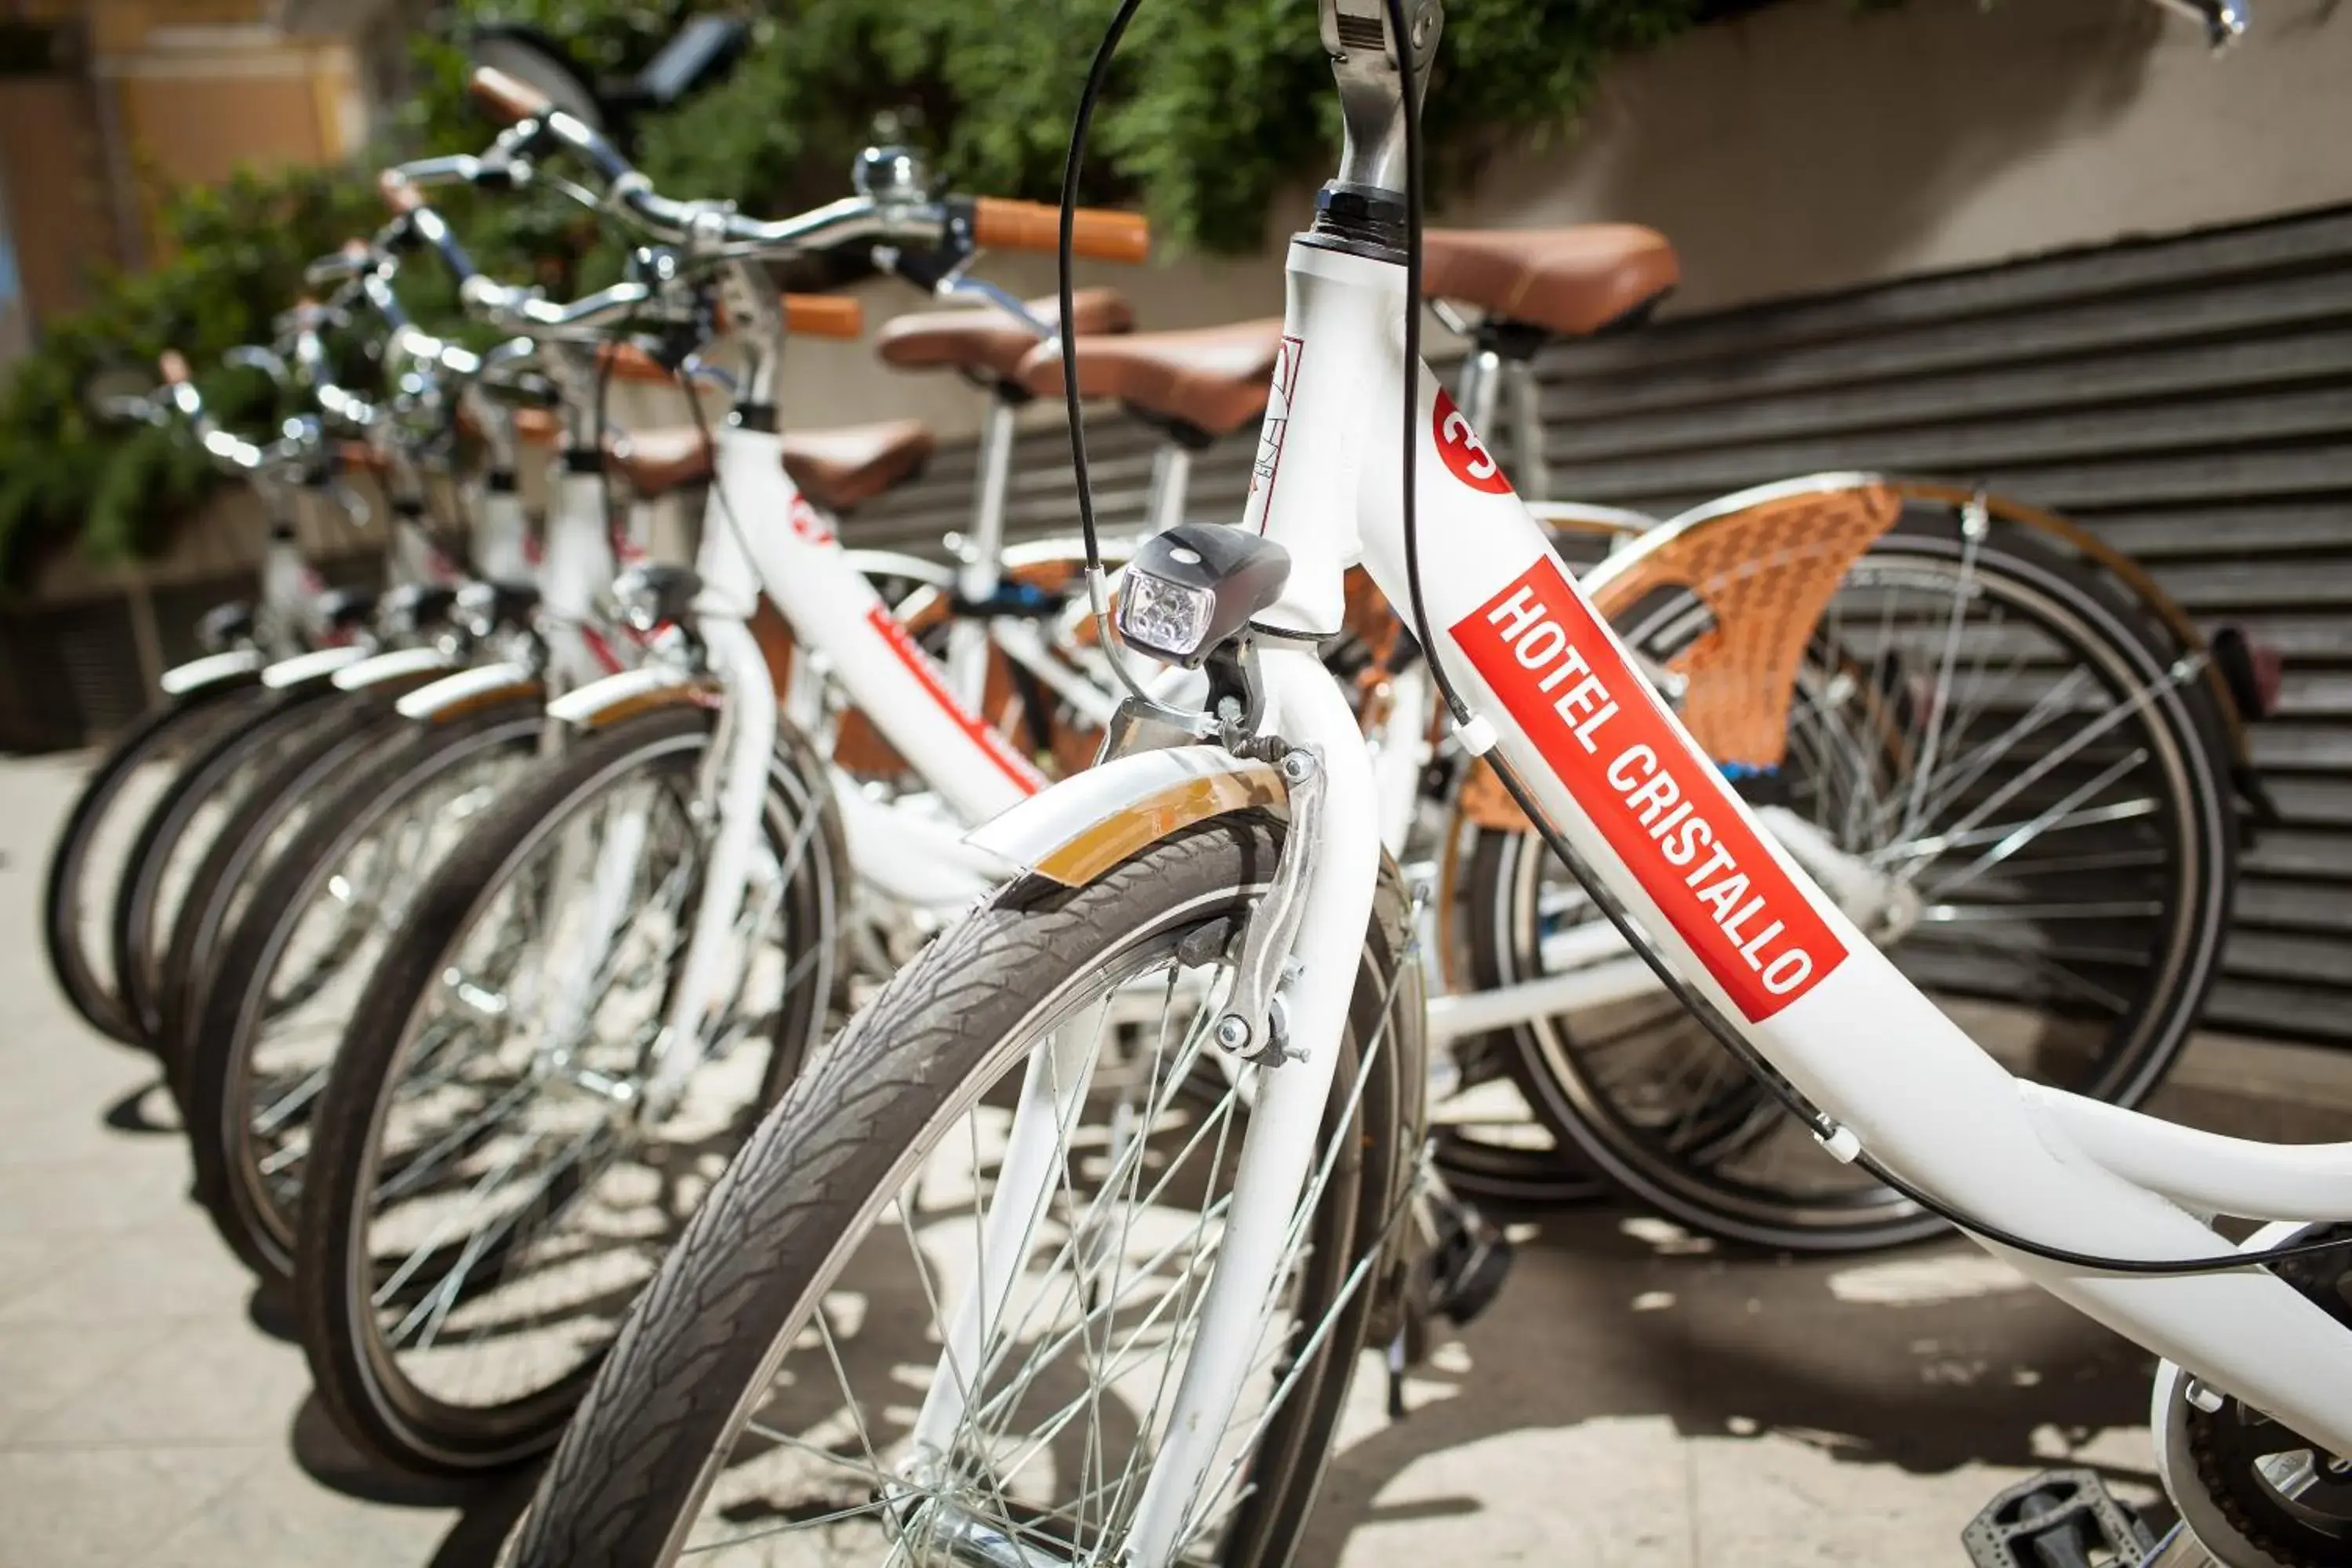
[892,252,1054,339]
[679,353,739,395]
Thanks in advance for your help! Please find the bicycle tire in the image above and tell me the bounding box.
[1470,507,2238,1251]
[183,697,546,1287]
[42,681,267,1044]
[508,816,1421,1568]
[107,684,350,1055]
[295,702,849,1475]
[157,691,410,1091]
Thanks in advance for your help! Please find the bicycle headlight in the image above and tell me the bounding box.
[455,580,501,640]
[612,564,703,635]
[1117,568,1216,663]
[1113,524,1292,668]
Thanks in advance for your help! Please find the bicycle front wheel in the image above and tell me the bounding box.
[182,699,543,1287]
[510,817,1422,1568]
[295,704,848,1474]
[43,684,267,1044]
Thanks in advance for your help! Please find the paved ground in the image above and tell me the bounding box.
[2,748,2341,1566]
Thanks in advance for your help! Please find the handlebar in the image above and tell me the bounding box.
[467,64,555,128]
[303,238,376,292]
[969,197,1149,263]
[376,169,483,287]
[434,65,1152,268]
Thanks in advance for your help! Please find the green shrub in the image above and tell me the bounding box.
[0,0,1705,579]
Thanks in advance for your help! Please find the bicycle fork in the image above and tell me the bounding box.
[904,646,1382,1567]
[641,615,776,1113]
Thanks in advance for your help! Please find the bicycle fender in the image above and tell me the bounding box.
[330,646,460,692]
[259,646,368,690]
[395,660,543,724]
[543,665,720,731]
[157,648,265,699]
[964,744,1287,890]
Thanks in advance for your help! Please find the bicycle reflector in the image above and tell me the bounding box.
[1115,524,1291,667]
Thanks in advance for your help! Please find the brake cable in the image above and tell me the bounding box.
[1054,0,1196,726]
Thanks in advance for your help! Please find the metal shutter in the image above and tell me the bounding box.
[845,202,2352,1045]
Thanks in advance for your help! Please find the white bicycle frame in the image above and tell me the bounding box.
[548,386,1062,1105]
[950,130,2352,1568]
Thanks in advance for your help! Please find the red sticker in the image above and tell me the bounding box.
[863,606,1046,798]
[787,494,836,546]
[1432,387,1512,495]
[1450,559,1847,1021]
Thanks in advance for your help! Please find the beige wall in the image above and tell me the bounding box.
[1446,0,2352,314]
[0,78,117,326]
[781,0,2352,445]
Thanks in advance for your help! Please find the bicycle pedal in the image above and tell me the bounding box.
[1960,1468,2154,1568]
[1426,1191,1513,1327]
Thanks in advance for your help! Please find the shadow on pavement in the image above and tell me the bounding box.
[291,1392,499,1507]
[423,1461,546,1568]
[100,1075,180,1134]
[290,1392,544,1564]
[1299,1204,2167,1565]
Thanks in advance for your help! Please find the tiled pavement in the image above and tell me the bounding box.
[2,748,2339,1566]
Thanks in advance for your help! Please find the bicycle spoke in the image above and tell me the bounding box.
[1922,748,2152,899]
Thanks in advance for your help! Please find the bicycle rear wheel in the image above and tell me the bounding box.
[508,817,1421,1568]
[1472,505,2238,1250]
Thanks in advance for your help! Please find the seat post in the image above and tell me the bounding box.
[947,388,1022,710]
[1143,441,1192,535]
[1457,345,1504,437]
[1505,357,1552,502]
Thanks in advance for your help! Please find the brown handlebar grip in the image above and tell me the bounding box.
[469,65,553,124]
[158,350,191,385]
[376,169,423,214]
[971,197,1149,263]
[782,293,864,340]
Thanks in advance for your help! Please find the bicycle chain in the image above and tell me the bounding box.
[2184,1225,2352,1568]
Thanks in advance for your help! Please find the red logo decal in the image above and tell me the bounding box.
[864,607,1046,797]
[788,494,836,547]
[1432,388,1512,495]
[1450,561,1847,1021]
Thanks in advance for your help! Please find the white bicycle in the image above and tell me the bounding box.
[284,82,1163,1476]
[504,2,2336,1566]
